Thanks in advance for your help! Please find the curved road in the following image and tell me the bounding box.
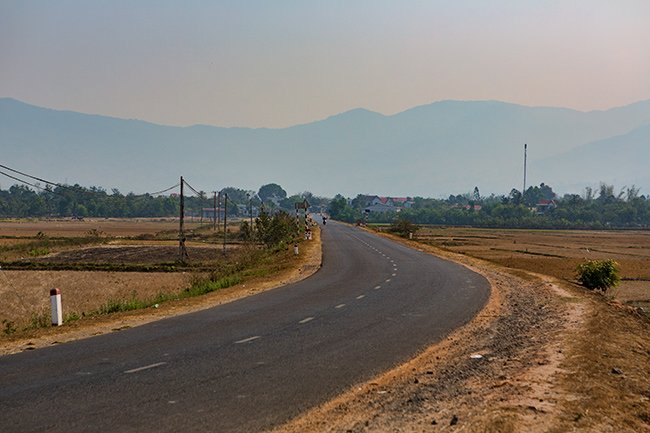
[0,221,489,432]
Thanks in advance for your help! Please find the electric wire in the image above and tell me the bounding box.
[149,183,181,196]
[0,162,184,197]
[0,169,66,196]
[0,163,73,191]
[182,179,205,198]
[1,162,214,201]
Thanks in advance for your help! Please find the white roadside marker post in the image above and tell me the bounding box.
[50,288,63,326]
[294,243,299,255]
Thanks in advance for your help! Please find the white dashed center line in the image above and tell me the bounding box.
[235,335,261,344]
[335,303,346,309]
[374,285,381,290]
[356,294,366,299]
[124,362,167,374]
[299,317,314,324]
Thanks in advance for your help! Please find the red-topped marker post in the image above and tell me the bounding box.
[50,288,63,326]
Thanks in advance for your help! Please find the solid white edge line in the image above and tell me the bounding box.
[124,362,167,374]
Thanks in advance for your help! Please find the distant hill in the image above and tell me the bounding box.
[537,122,650,193]
[1,97,649,197]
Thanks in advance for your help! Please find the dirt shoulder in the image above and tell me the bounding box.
[0,228,322,356]
[271,232,650,433]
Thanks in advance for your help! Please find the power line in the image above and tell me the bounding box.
[0,169,66,196]
[149,183,180,196]
[0,162,184,197]
[182,179,205,198]
[0,163,72,191]
[0,162,214,201]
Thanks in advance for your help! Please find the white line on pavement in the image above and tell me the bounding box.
[299,317,314,324]
[335,303,346,309]
[235,336,261,344]
[124,362,167,374]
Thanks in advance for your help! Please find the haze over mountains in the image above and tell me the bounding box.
[1,97,649,198]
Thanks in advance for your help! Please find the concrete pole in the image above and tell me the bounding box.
[50,288,62,326]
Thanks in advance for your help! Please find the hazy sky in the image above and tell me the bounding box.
[2,0,649,128]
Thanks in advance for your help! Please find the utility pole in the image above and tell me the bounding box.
[178,176,189,261]
[217,191,221,234]
[523,143,528,194]
[212,191,217,231]
[249,195,253,234]
[223,193,228,255]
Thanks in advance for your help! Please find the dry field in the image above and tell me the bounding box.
[414,227,650,310]
[0,218,244,328]
[0,217,190,237]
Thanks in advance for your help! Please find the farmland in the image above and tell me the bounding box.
[0,217,289,332]
[410,226,650,312]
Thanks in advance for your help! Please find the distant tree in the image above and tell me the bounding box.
[258,183,287,204]
[508,189,522,206]
[598,183,615,203]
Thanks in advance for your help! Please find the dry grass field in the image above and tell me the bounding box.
[414,227,650,311]
[0,218,246,329]
[0,217,187,237]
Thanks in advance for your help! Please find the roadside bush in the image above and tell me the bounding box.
[576,259,621,290]
[389,217,418,238]
[256,209,299,247]
[2,319,17,335]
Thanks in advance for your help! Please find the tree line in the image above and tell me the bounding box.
[0,182,327,219]
[329,183,650,229]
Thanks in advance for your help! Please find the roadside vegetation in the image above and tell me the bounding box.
[330,183,650,229]
[0,207,306,336]
[576,259,621,291]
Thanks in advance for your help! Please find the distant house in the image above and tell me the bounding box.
[535,199,557,215]
[202,207,224,220]
[390,197,413,208]
[364,195,414,213]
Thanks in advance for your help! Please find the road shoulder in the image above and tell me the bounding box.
[272,230,650,432]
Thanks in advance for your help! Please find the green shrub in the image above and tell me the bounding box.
[2,319,17,335]
[576,259,620,290]
[28,247,50,256]
[27,310,50,329]
[388,217,418,238]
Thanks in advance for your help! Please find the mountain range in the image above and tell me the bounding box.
[1,97,649,198]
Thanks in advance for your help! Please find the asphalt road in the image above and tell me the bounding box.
[0,221,490,433]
